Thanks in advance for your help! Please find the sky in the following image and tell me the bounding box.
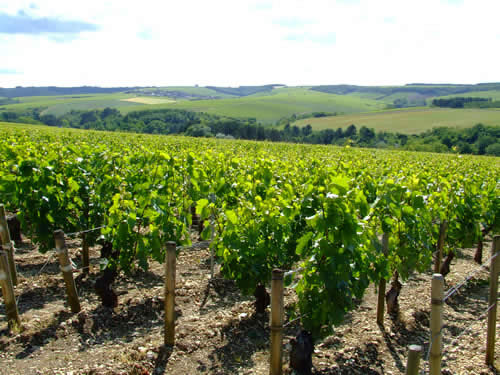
[0,0,499,88]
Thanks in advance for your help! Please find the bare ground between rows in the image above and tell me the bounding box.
[0,235,498,375]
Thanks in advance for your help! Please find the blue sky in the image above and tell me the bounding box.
[0,0,499,87]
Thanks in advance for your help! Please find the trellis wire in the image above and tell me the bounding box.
[65,225,107,238]
[444,251,498,302]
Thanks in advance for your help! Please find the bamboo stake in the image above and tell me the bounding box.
[434,221,448,274]
[0,204,18,286]
[377,233,389,325]
[54,230,81,313]
[0,247,21,332]
[486,235,499,366]
[429,273,444,375]
[81,233,90,275]
[270,269,284,375]
[164,241,176,346]
[405,344,422,375]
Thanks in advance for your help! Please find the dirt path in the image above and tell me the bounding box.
[0,235,498,374]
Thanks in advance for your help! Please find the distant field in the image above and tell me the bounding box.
[122,97,176,105]
[0,88,385,122]
[0,93,139,115]
[293,108,500,134]
[136,86,236,98]
[4,85,500,127]
[120,87,386,123]
[42,99,140,116]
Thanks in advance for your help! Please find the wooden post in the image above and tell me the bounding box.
[405,344,422,375]
[209,217,215,279]
[0,247,22,332]
[429,273,444,375]
[54,230,81,313]
[164,241,176,346]
[377,233,389,325]
[270,269,284,375]
[0,204,18,286]
[81,233,90,275]
[434,221,448,274]
[486,235,499,366]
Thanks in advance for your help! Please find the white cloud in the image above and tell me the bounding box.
[0,0,499,87]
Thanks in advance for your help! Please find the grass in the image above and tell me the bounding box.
[0,88,384,123]
[122,97,176,105]
[292,107,500,134]
[119,87,386,123]
[0,93,141,115]
[5,86,499,128]
[42,99,140,116]
[137,86,236,98]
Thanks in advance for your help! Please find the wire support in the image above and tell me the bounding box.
[444,251,498,302]
[65,225,107,238]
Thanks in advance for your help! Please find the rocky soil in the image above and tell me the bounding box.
[0,233,498,375]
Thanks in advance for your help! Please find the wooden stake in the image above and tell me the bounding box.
[0,247,22,332]
[405,344,422,375]
[486,235,499,366]
[209,217,215,279]
[54,230,81,313]
[434,221,448,274]
[270,269,284,375]
[429,273,444,375]
[81,233,90,275]
[0,204,18,286]
[377,233,389,325]
[164,241,176,346]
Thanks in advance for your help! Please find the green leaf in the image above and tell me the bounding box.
[196,198,209,216]
[225,210,238,225]
[296,232,313,255]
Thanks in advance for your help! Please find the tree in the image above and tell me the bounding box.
[101,107,120,119]
[302,124,312,137]
[80,111,98,125]
[359,126,375,144]
[485,143,500,156]
[335,127,343,139]
[41,114,58,126]
[319,129,335,144]
[185,124,213,137]
[476,135,496,155]
[344,124,357,138]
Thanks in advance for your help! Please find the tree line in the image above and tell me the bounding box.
[1,107,499,156]
[432,97,495,108]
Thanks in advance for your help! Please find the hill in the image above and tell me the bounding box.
[292,107,500,134]
[0,86,144,98]
[312,83,500,99]
[119,87,386,123]
[3,83,500,127]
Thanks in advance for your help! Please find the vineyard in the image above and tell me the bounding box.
[0,122,499,374]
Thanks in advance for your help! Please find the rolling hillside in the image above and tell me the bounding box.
[292,107,500,134]
[2,83,500,129]
[119,87,386,123]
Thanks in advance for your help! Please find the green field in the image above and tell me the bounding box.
[293,107,500,134]
[119,87,386,123]
[0,93,141,116]
[137,86,236,98]
[3,84,500,130]
[0,87,384,123]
